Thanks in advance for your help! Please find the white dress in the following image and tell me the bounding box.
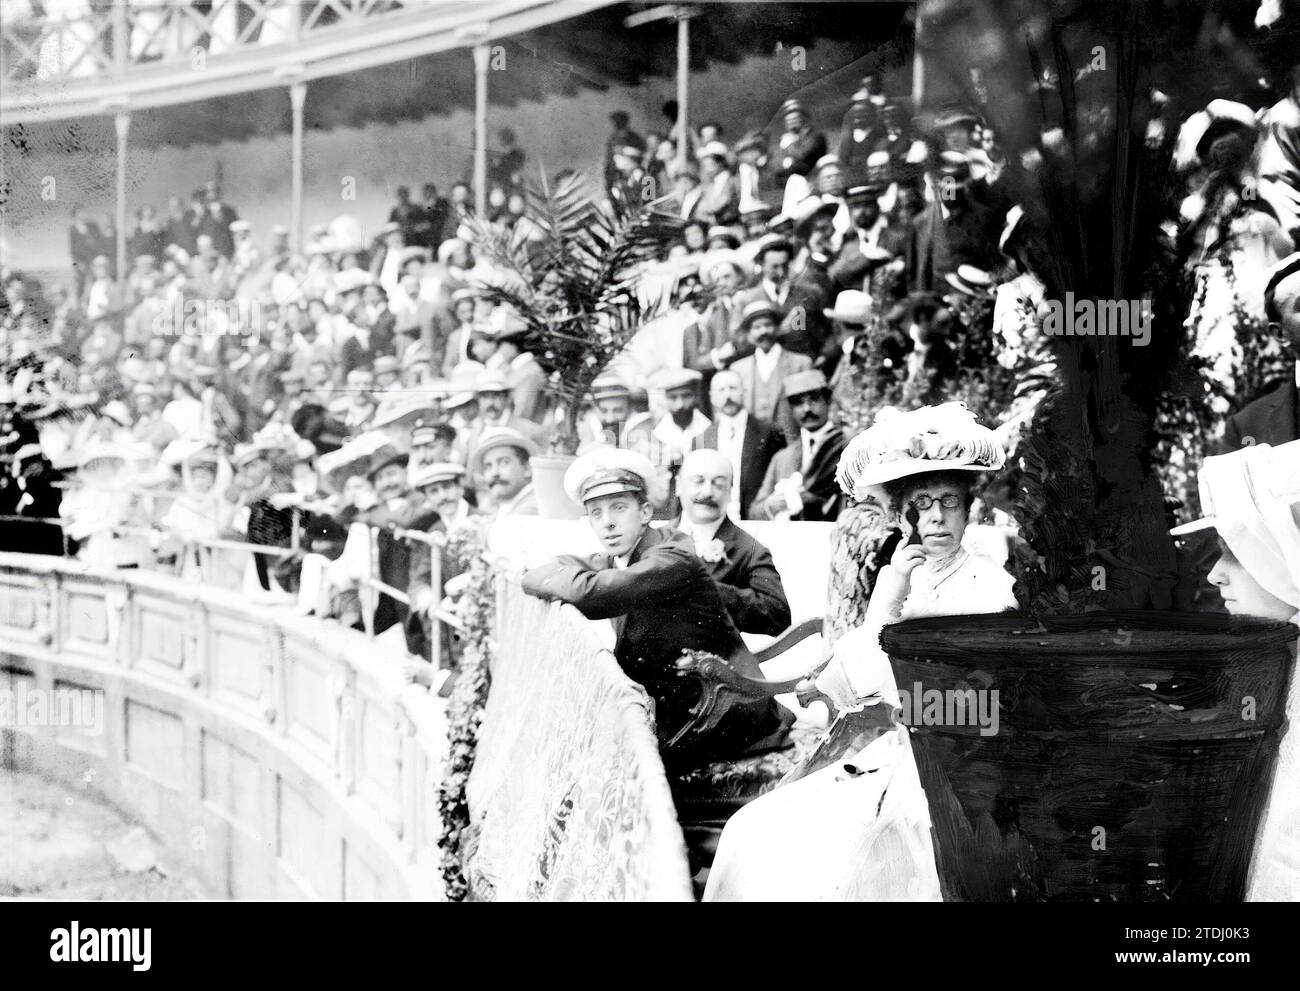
[1247,614,1300,901]
[704,548,1017,901]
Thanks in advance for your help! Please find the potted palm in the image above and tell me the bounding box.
[868,0,1299,900]
[462,172,684,517]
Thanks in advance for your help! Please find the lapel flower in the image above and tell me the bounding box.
[697,538,727,564]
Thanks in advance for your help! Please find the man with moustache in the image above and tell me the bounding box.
[475,426,539,516]
[750,370,846,521]
[521,448,792,769]
[405,460,479,665]
[691,370,785,521]
[675,448,791,636]
[625,368,711,514]
[729,299,812,445]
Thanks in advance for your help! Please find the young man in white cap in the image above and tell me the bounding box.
[522,448,791,768]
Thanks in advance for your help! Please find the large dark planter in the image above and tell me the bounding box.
[880,610,1297,902]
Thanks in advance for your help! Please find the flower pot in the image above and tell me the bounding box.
[531,454,584,520]
[880,610,1297,902]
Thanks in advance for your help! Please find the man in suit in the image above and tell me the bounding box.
[731,238,829,360]
[774,98,828,185]
[522,449,791,769]
[904,152,1004,294]
[1223,253,1300,450]
[829,183,908,295]
[750,370,846,521]
[730,299,812,444]
[475,426,539,517]
[691,370,785,520]
[675,448,791,636]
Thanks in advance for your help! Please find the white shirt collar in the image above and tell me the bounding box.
[685,515,725,547]
[754,343,783,379]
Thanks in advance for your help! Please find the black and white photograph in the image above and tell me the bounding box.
[2,0,1300,947]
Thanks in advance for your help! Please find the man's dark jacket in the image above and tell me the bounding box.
[521,526,789,767]
[1221,378,1299,452]
[672,516,792,636]
[691,415,786,522]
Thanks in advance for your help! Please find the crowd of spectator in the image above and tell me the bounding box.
[4,55,1300,687]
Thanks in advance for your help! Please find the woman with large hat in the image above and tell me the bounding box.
[1168,440,1300,900]
[704,402,1014,901]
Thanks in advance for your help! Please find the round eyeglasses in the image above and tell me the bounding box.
[909,494,963,511]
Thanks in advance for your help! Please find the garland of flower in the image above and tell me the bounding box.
[434,520,497,901]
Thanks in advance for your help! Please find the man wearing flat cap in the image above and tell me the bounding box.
[1222,252,1300,450]
[750,369,846,521]
[522,449,792,769]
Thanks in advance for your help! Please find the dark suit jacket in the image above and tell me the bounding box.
[692,414,786,520]
[673,516,791,636]
[731,282,830,359]
[521,526,788,767]
[1222,378,1299,452]
[749,427,847,521]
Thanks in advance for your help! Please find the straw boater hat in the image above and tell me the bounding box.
[473,426,538,474]
[590,373,631,402]
[836,402,1006,498]
[1170,440,1300,609]
[562,448,658,506]
[824,290,874,325]
[738,298,785,332]
[944,265,995,298]
[410,461,466,490]
[655,367,703,394]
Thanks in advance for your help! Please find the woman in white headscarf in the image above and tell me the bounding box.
[704,403,1016,901]
[1169,439,1300,901]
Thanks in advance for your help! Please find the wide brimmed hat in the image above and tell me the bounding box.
[563,447,657,505]
[1195,99,1258,162]
[317,431,391,493]
[792,196,839,237]
[366,443,409,480]
[824,290,873,325]
[474,370,511,395]
[944,265,995,298]
[836,402,1006,497]
[473,426,538,473]
[443,362,486,409]
[738,299,785,331]
[1170,440,1300,608]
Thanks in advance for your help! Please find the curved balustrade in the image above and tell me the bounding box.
[0,551,446,901]
[1,0,611,123]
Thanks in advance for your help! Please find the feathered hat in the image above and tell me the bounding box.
[836,402,1006,499]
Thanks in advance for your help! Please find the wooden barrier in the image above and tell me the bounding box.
[0,552,447,901]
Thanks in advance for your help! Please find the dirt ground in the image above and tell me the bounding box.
[0,768,209,900]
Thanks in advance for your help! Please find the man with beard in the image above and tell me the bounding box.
[625,368,711,514]
[674,448,791,636]
[475,426,539,516]
[521,448,792,770]
[578,374,636,451]
[829,183,907,296]
[691,370,785,521]
[750,370,846,521]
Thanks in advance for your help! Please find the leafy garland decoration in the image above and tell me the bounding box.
[434,520,498,902]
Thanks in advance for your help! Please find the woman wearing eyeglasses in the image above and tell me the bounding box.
[704,402,1016,901]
